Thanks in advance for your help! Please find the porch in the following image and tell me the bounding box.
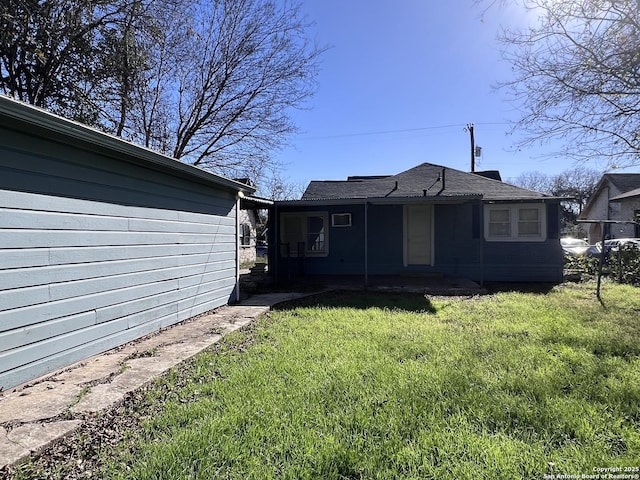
[240,269,485,296]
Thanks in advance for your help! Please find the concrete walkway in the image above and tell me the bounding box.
[0,292,307,468]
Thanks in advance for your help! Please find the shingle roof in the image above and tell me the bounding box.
[581,173,640,217]
[605,173,640,193]
[302,162,551,201]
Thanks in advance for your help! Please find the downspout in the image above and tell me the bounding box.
[437,168,446,195]
[385,181,398,197]
[235,192,242,303]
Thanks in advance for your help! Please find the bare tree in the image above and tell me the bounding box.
[1,0,325,186]
[550,166,601,216]
[485,0,640,167]
[257,166,306,200]
[513,166,603,232]
[0,0,129,124]
[128,1,184,152]
[93,0,152,137]
[512,170,554,193]
[156,0,324,180]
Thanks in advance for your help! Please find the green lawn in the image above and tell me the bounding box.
[103,282,640,479]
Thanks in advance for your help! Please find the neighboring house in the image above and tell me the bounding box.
[238,198,272,265]
[579,173,640,243]
[238,207,258,265]
[233,179,272,266]
[0,97,255,390]
[270,163,563,283]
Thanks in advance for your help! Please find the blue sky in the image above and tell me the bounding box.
[275,0,617,189]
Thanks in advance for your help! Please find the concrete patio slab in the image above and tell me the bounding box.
[0,292,306,468]
[0,421,82,467]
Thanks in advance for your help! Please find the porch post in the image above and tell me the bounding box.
[273,203,278,282]
[479,198,484,287]
[596,221,606,300]
[364,200,369,289]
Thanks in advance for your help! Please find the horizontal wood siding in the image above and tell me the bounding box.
[0,128,239,390]
[366,205,405,275]
[275,202,563,282]
[480,240,563,282]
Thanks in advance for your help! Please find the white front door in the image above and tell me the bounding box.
[404,205,432,265]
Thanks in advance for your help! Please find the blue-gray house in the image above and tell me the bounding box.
[0,96,255,390]
[271,163,563,284]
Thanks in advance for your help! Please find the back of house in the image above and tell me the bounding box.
[271,163,563,284]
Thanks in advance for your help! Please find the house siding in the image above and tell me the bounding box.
[582,176,640,243]
[275,204,367,276]
[367,205,404,274]
[611,197,640,238]
[481,240,563,282]
[584,185,614,243]
[0,115,240,391]
[274,202,563,283]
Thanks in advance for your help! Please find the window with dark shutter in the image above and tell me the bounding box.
[241,223,251,246]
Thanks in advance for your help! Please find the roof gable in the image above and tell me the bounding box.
[581,173,640,217]
[302,162,550,201]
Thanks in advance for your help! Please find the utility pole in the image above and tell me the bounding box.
[466,123,475,172]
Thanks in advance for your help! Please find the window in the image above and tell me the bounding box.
[307,216,326,252]
[332,213,352,227]
[518,208,540,236]
[240,223,251,246]
[484,204,546,241]
[488,208,510,237]
[280,212,329,256]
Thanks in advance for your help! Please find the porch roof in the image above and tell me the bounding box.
[610,187,640,201]
[275,193,483,207]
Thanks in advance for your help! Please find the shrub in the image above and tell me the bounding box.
[609,244,640,286]
[564,254,600,277]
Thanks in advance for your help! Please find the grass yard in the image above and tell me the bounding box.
[63,283,640,478]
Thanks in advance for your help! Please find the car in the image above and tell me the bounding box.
[560,237,590,256]
[586,238,640,259]
[255,241,268,256]
[585,243,601,258]
[604,238,640,253]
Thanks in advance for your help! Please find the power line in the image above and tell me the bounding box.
[298,122,509,141]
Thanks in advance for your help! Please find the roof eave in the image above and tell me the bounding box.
[610,187,640,201]
[0,96,255,195]
[241,195,274,208]
[483,196,566,202]
[278,194,484,206]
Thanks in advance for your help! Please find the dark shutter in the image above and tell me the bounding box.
[546,203,559,239]
[471,203,480,239]
[241,223,251,245]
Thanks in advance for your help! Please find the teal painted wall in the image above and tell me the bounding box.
[0,125,239,390]
[274,202,563,283]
